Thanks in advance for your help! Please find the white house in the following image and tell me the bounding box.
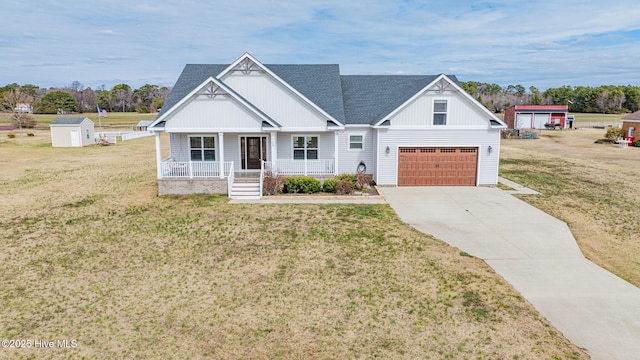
[14,103,33,113]
[50,117,95,147]
[148,53,506,197]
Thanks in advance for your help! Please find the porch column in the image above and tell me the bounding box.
[154,132,162,179]
[270,131,277,173]
[218,132,225,178]
[334,131,339,175]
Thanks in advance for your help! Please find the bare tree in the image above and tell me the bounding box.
[1,86,35,136]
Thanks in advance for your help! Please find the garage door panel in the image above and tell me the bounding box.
[398,147,477,186]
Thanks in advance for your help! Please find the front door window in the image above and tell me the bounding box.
[241,136,267,170]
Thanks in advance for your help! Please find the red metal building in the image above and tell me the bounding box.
[503,105,569,129]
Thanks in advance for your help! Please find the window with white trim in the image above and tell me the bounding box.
[189,136,216,161]
[433,100,447,125]
[349,134,364,150]
[293,135,318,160]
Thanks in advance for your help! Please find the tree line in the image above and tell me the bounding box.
[460,81,640,114]
[3,80,640,117]
[0,81,170,115]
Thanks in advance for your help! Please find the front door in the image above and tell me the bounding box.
[242,136,267,170]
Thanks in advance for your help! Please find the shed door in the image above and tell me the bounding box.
[70,129,80,146]
[398,147,478,186]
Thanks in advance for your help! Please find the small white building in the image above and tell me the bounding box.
[50,117,95,147]
[134,120,154,131]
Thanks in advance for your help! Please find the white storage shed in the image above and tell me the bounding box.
[50,117,95,147]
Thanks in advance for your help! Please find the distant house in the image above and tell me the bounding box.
[504,105,570,129]
[621,110,640,138]
[148,53,507,197]
[14,103,33,113]
[50,117,95,147]
[134,120,154,131]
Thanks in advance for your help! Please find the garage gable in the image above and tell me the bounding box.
[374,75,504,129]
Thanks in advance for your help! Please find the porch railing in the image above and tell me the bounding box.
[265,159,335,176]
[160,158,234,179]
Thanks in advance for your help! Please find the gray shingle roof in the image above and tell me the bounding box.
[50,117,90,125]
[136,120,154,127]
[341,75,439,125]
[158,62,458,126]
[158,64,228,118]
[622,110,640,120]
[268,64,345,124]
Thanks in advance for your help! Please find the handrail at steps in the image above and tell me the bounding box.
[260,160,267,199]
[227,162,234,198]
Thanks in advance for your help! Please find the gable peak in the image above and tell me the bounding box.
[231,55,263,75]
[196,80,228,98]
[426,76,457,94]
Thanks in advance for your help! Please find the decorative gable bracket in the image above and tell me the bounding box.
[426,78,457,94]
[231,57,263,74]
[196,82,228,99]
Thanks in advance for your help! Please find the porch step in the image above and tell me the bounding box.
[230,181,261,199]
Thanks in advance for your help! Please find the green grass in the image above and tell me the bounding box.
[0,134,588,359]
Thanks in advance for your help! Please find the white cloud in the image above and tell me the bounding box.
[1,0,640,89]
[98,29,124,36]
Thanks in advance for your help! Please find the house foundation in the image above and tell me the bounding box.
[158,179,228,195]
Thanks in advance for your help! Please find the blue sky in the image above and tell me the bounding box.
[2,0,640,91]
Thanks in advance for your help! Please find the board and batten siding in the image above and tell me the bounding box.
[169,133,189,161]
[164,97,263,132]
[391,91,491,128]
[223,72,328,129]
[337,128,376,175]
[376,128,500,186]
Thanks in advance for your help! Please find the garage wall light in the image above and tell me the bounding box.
[487,145,493,154]
[386,146,390,154]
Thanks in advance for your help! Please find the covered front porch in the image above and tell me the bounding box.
[153,130,339,197]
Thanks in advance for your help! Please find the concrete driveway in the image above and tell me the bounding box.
[381,186,640,360]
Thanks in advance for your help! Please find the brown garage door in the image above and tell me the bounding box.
[398,147,478,186]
